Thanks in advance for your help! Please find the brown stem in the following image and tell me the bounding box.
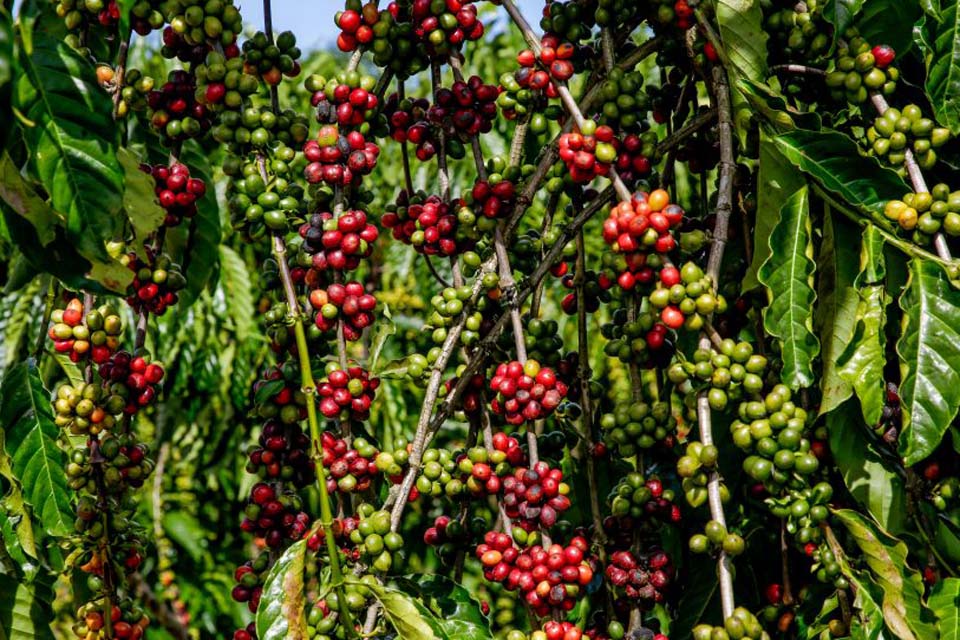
[111,34,131,120]
[431,60,452,200]
[780,519,795,605]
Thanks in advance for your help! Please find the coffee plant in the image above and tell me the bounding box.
[2,0,960,639]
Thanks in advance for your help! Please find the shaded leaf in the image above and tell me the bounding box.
[815,209,860,414]
[395,575,493,640]
[837,283,887,425]
[14,27,122,262]
[353,576,455,639]
[0,424,37,558]
[921,1,960,132]
[736,78,822,133]
[745,135,807,290]
[716,0,768,83]
[824,0,865,46]
[0,151,60,246]
[162,511,206,563]
[218,245,256,341]
[772,129,909,218]
[256,539,308,640]
[0,359,71,537]
[856,0,921,56]
[827,401,907,535]
[896,259,960,464]
[758,186,819,390]
[118,148,165,256]
[849,573,889,640]
[930,578,960,640]
[833,509,937,640]
[0,574,55,639]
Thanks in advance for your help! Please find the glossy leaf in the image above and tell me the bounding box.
[0,359,71,537]
[930,578,960,640]
[14,27,122,263]
[856,0,921,56]
[745,135,807,290]
[256,539,309,640]
[0,423,37,558]
[824,0,865,46]
[758,186,819,390]
[922,0,960,132]
[716,0,768,83]
[772,129,909,218]
[354,576,479,639]
[827,401,906,535]
[0,152,60,246]
[395,575,493,640]
[0,574,55,639]
[815,210,860,414]
[849,573,888,640]
[118,148,165,256]
[896,259,960,464]
[833,509,937,640]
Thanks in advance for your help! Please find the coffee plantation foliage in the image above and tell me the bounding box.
[0,1,959,639]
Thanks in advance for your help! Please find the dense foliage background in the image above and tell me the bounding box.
[1,0,960,640]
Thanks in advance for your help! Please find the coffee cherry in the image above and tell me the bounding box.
[195,50,258,113]
[310,72,380,131]
[247,419,315,487]
[98,350,165,414]
[242,30,301,86]
[501,461,571,530]
[124,251,186,316]
[321,433,379,493]
[147,69,214,142]
[299,209,378,272]
[608,472,681,525]
[143,162,206,227]
[382,190,470,257]
[867,105,950,171]
[49,299,123,364]
[489,360,569,425]
[606,548,674,607]
[303,125,380,186]
[316,364,379,420]
[240,486,310,547]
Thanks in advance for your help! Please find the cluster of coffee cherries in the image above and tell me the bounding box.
[226,145,308,234]
[693,609,771,640]
[489,360,569,425]
[677,441,725,508]
[303,125,381,186]
[98,351,166,414]
[502,462,572,531]
[48,298,123,364]
[600,398,675,455]
[308,72,381,130]
[163,0,243,52]
[600,307,672,367]
[732,385,820,491]
[124,251,186,315]
[65,433,151,496]
[648,262,726,331]
[688,520,746,557]
[423,513,472,550]
[667,340,768,412]
[242,30,301,86]
[240,482,311,547]
[143,162,207,227]
[762,0,830,64]
[466,177,517,225]
[147,70,213,141]
[54,382,121,437]
[195,50,259,112]
[345,504,405,573]
[56,0,120,32]
[608,473,681,525]
[768,481,833,547]
[309,282,377,340]
[116,68,156,117]
[71,600,149,640]
[231,550,272,614]
[315,364,379,420]
[866,104,950,170]
[605,548,674,607]
[429,76,500,141]
[597,68,649,131]
[406,0,484,55]
[477,534,594,616]
[246,419,315,487]
[212,105,311,150]
[383,93,446,160]
[252,363,307,423]
[381,191,467,257]
[603,189,683,279]
[517,34,577,83]
[426,285,486,348]
[320,432,379,493]
[558,126,619,183]
[825,38,897,104]
[884,185,960,239]
[299,209,379,272]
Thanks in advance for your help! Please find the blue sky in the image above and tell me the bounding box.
[240,0,545,50]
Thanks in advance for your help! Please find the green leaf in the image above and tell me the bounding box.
[824,0,865,45]
[352,576,451,639]
[922,1,960,133]
[896,259,960,464]
[771,129,909,219]
[0,574,55,639]
[930,578,960,640]
[716,0,768,82]
[218,246,256,341]
[162,511,206,563]
[0,360,71,537]
[256,539,309,640]
[0,7,11,148]
[118,148,165,256]
[14,27,122,263]
[833,509,937,640]
[745,135,807,290]
[0,151,60,246]
[815,209,861,414]
[758,186,819,390]
[369,304,396,373]
[856,0,922,56]
[395,575,493,640]
[735,78,822,133]
[827,401,907,535]
[849,574,888,640]
[0,424,37,559]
